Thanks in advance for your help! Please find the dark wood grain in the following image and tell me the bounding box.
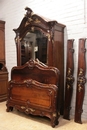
[0,21,8,102]
[74,38,86,124]
[6,59,60,127]
[13,7,66,115]
[63,39,74,120]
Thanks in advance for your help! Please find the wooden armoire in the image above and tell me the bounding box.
[0,20,8,102]
[13,7,66,114]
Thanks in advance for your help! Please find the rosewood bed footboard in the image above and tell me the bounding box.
[6,59,60,127]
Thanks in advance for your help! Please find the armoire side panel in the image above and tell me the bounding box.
[0,21,5,60]
[53,30,64,114]
[0,20,8,102]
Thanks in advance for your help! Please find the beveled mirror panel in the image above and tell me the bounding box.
[21,29,48,65]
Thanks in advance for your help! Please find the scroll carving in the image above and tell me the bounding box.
[24,7,41,27]
[74,38,86,124]
[63,39,74,120]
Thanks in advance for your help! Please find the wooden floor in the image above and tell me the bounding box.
[0,101,87,130]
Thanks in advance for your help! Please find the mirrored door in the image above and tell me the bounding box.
[20,29,48,65]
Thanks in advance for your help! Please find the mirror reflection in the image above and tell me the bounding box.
[21,30,48,65]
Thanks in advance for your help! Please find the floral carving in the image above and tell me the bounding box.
[77,68,86,92]
[66,68,74,89]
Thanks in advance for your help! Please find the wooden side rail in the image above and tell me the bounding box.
[74,38,86,123]
[63,39,74,120]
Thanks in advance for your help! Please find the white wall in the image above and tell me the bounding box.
[0,0,87,120]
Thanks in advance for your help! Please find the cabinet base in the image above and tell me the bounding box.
[0,94,7,102]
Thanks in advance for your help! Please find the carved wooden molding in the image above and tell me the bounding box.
[74,38,86,124]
